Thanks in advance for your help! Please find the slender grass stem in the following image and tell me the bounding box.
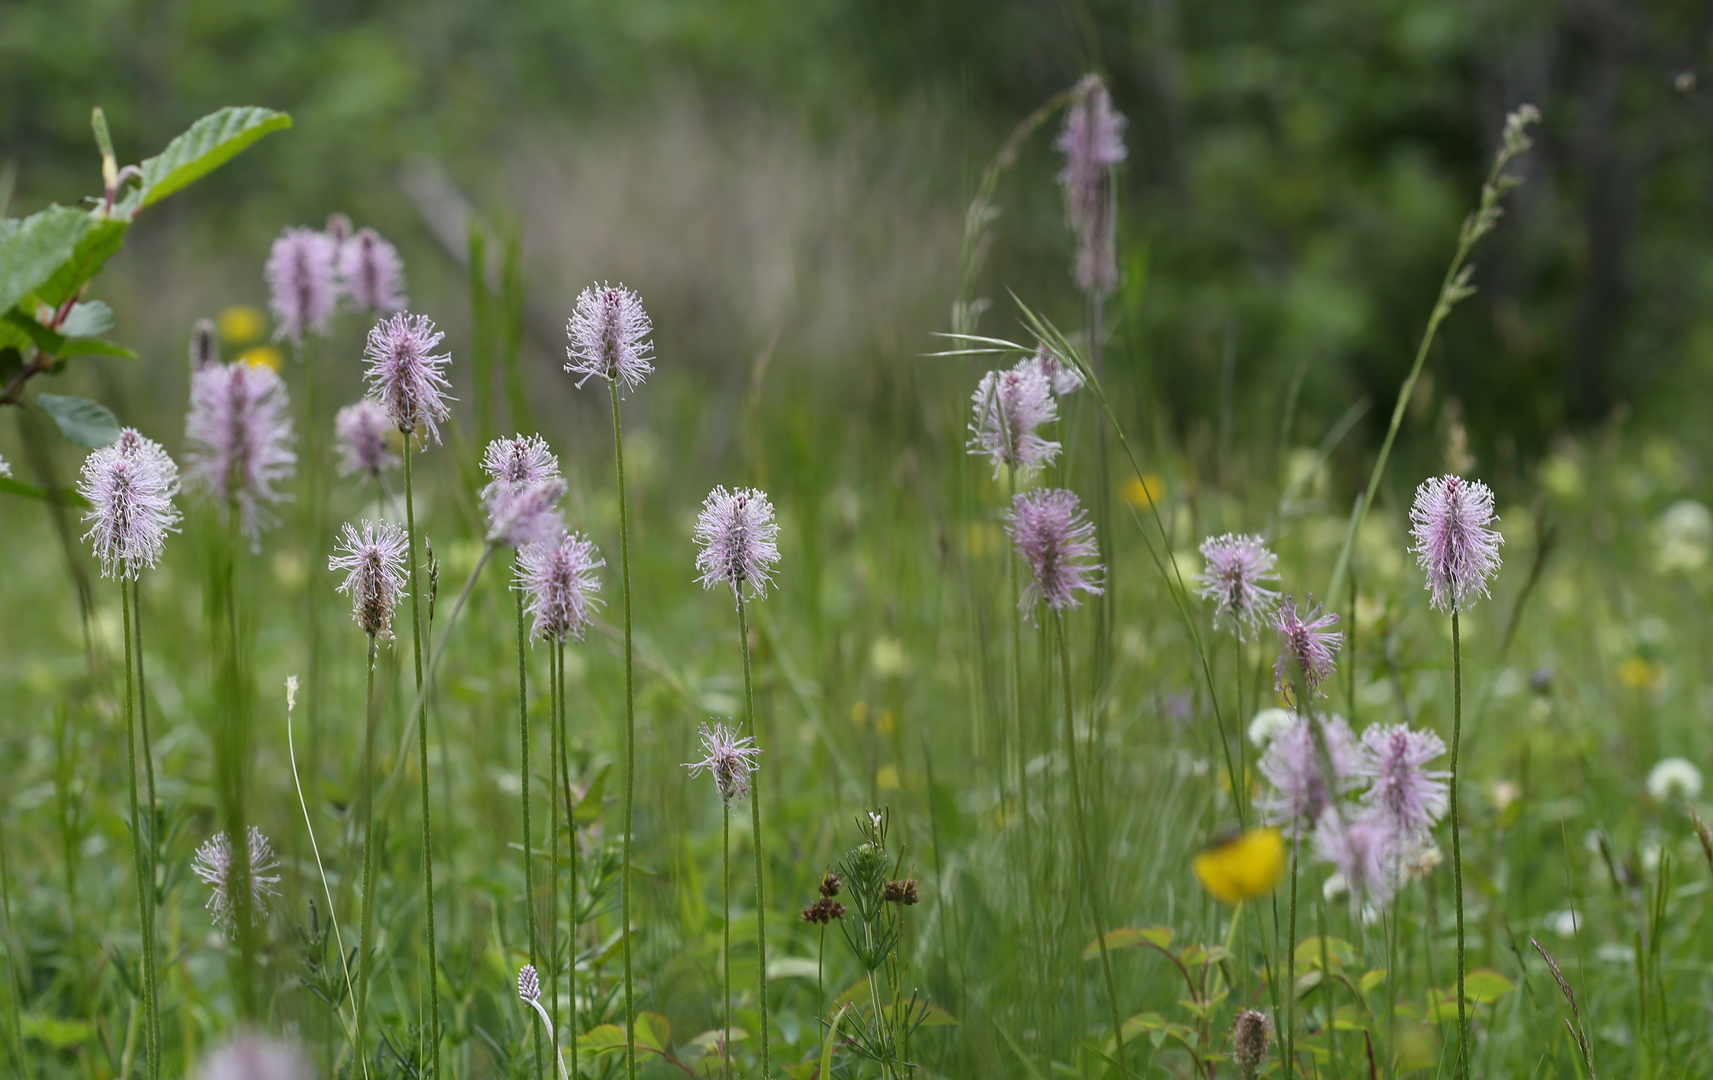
[121,583,157,1080]
[1285,837,1299,1080]
[609,379,640,1080]
[1450,611,1467,1080]
[550,640,563,1046]
[555,638,580,1080]
[355,635,381,1071]
[1054,613,1125,1079]
[519,590,543,1080]
[736,592,770,1078]
[722,805,731,1080]
[127,576,161,1071]
[401,440,442,1075]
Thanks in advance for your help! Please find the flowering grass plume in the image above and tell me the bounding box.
[266,226,338,344]
[334,399,401,481]
[1409,474,1504,612]
[1356,724,1449,850]
[329,519,410,639]
[565,282,654,392]
[481,435,566,547]
[1056,73,1127,296]
[683,719,763,806]
[1005,487,1104,622]
[967,362,1059,478]
[78,428,182,580]
[339,226,408,314]
[1030,342,1083,396]
[1273,594,1343,699]
[363,312,453,444]
[1257,713,1357,836]
[1313,810,1395,906]
[192,1030,312,1080]
[1198,533,1281,639]
[191,825,282,929]
[694,485,782,603]
[517,530,604,643]
[184,359,297,546]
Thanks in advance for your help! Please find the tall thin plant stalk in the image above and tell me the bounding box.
[608,378,640,1080]
[400,440,442,1074]
[736,592,770,1077]
[519,590,544,1080]
[1054,612,1125,1079]
[120,583,158,1080]
[127,577,162,1069]
[555,639,580,1080]
[1450,612,1468,1080]
[354,635,381,1069]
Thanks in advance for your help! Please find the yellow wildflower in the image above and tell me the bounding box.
[1193,827,1286,904]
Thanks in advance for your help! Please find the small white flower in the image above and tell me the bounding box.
[1322,872,1348,902]
[1549,909,1582,938]
[1248,708,1296,748]
[1647,757,1703,802]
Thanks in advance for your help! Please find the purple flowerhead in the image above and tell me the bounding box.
[329,519,409,640]
[1273,595,1343,700]
[1006,487,1105,623]
[1031,342,1083,396]
[338,227,408,314]
[516,529,604,643]
[192,1030,312,1080]
[363,312,453,444]
[694,485,781,603]
[191,825,281,929]
[683,719,762,806]
[481,435,565,548]
[967,362,1060,478]
[334,399,400,482]
[265,226,338,345]
[1313,810,1396,907]
[184,360,297,547]
[1257,713,1357,836]
[1198,533,1281,639]
[1409,474,1503,612]
[1355,724,1449,849]
[78,427,182,580]
[1056,73,1127,296]
[565,283,654,393]
[517,964,541,1004]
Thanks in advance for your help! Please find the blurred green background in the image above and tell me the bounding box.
[9,0,1713,471]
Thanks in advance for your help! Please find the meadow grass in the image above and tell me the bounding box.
[3,93,1713,1080]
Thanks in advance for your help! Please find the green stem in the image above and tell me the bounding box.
[1451,611,1467,1080]
[723,805,731,1080]
[520,591,543,1080]
[402,440,442,1074]
[1055,613,1125,1079]
[355,635,380,1070]
[128,577,161,1070]
[556,639,580,1080]
[610,379,639,1080]
[550,640,563,1046]
[121,584,157,1080]
[737,592,770,1077]
[1285,835,1299,1080]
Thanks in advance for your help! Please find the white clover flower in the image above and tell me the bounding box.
[1247,708,1296,748]
[1647,757,1703,802]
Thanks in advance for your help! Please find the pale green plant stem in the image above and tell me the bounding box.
[519,592,544,1080]
[1285,835,1299,1080]
[1054,613,1125,1079]
[286,676,367,1079]
[401,440,442,1075]
[127,577,162,1070]
[355,635,381,1071]
[736,591,770,1077]
[609,378,639,1080]
[554,637,580,1080]
[722,805,731,1080]
[1450,611,1468,1080]
[523,993,572,1080]
[120,584,157,1080]
[550,642,563,1045]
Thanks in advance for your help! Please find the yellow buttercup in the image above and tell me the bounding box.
[1193,827,1286,904]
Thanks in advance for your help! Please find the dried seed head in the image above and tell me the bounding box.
[819,871,841,899]
[801,898,847,925]
[1231,1009,1273,1080]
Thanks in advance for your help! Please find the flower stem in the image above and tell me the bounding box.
[128,577,162,1071]
[1055,613,1126,1079]
[519,590,543,1080]
[737,592,770,1078]
[120,583,157,1080]
[1285,836,1299,1080]
[1451,611,1467,1080]
[556,638,580,1080]
[355,635,380,1071]
[550,642,562,1040]
[723,805,732,1080]
[609,380,640,1080]
[402,439,442,1075]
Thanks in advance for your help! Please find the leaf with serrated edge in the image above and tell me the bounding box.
[35,393,119,448]
[131,107,292,210]
[0,207,90,315]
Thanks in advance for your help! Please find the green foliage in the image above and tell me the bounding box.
[121,106,292,213]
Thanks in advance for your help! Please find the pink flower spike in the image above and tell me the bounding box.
[1006,487,1104,623]
[1198,533,1281,640]
[1409,474,1503,613]
[184,360,297,547]
[329,519,410,640]
[967,364,1060,478]
[78,427,183,580]
[694,486,782,603]
[516,529,604,643]
[363,312,454,445]
[1056,74,1127,297]
[1273,594,1343,699]
[334,399,401,482]
[339,227,408,314]
[265,226,338,344]
[683,719,762,806]
[565,283,654,393]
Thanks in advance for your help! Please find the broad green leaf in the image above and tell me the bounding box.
[687,1027,748,1054]
[767,956,821,981]
[60,338,137,361]
[35,218,128,307]
[0,206,91,315]
[1119,1011,1168,1042]
[35,392,119,448]
[1294,936,1356,970]
[580,1024,628,1055]
[635,1011,671,1053]
[917,1001,958,1026]
[1331,1004,1371,1031]
[131,107,292,210]
[22,1013,96,1050]
[3,309,64,355]
[1360,968,1389,995]
[1462,969,1516,1004]
[59,300,113,337]
[1424,995,1459,1023]
[1082,925,1172,959]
